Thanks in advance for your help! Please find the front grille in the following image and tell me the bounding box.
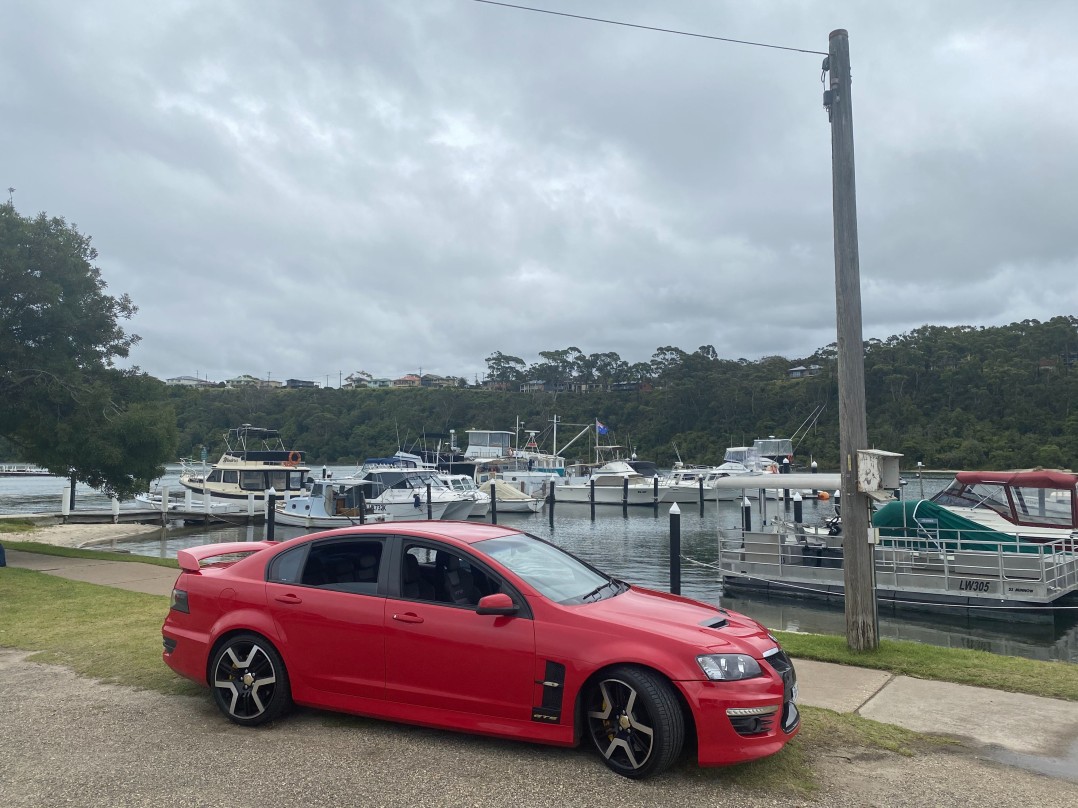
[764,648,800,733]
[764,648,797,702]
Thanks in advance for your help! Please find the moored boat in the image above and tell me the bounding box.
[658,462,755,503]
[481,478,544,513]
[718,469,1078,611]
[0,463,53,477]
[554,460,660,506]
[276,478,392,528]
[178,425,311,501]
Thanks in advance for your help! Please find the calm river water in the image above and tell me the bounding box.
[4,467,1077,663]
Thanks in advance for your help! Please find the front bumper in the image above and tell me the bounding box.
[679,654,800,766]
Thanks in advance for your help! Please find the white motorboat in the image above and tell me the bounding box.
[554,460,659,506]
[178,425,311,501]
[658,462,755,503]
[345,458,476,521]
[440,473,492,518]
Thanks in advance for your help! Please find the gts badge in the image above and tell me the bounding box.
[531,708,560,723]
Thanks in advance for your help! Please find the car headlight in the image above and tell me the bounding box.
[697,654,763,681]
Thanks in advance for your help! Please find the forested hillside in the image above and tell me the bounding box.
[164,316,1078,471]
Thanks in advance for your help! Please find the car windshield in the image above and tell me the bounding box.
[475,533,625,604]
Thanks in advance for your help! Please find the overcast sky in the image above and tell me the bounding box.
[4,1,1076,385]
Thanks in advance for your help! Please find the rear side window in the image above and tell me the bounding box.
[267,546,308,583]
[300,538,385,595]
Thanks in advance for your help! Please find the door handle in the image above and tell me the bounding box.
[274,593,303,604]
[392,612,424,624]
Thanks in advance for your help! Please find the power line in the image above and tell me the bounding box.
[472,0,827,56]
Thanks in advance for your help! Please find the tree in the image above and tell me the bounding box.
[0,202,177,498]
[484,351,526,386]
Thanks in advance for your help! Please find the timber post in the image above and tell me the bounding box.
[826,28,878,650]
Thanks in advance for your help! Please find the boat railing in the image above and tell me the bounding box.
[718,524,1078,602]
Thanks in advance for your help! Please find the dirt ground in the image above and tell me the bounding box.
[1,649,1076,808]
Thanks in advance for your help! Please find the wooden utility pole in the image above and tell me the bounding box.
[827,29,878,650]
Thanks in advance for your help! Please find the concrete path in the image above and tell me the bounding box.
[4,546,1078,779]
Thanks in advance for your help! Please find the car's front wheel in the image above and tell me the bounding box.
[210,633,292,726]
[585,665,684,778]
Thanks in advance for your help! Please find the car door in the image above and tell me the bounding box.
[266,537,387,700]
[383,539,535,721]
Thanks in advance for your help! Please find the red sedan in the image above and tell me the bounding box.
[162,522,799,778]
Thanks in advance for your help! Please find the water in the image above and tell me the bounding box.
[4,468,1077,663]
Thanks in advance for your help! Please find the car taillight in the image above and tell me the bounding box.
[170,588,189,613]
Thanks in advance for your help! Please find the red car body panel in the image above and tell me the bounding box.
[162,523,798,765]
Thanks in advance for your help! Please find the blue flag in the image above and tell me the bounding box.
[596,420,609,435]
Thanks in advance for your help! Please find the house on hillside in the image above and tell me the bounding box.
[786,365,822,380]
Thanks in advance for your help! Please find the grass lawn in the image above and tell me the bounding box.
[2,545,1075,794]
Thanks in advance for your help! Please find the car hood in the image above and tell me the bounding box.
[575,585,779,657]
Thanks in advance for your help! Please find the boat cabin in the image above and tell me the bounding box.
[931,470,1077,533]
[464,430,513,459]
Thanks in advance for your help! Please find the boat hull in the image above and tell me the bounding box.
[554,484,658,506]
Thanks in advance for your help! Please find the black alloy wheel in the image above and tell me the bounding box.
[585,665,684,778]
[210,633,292,726]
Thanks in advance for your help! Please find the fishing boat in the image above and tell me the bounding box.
[178,425,311,501]
[467,428,567,497]
[717,469,1078,612]
[275,479,392,528]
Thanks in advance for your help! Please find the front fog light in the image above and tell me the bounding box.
[697,653,763,681]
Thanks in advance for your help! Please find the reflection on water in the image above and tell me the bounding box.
[4,468,1078,663]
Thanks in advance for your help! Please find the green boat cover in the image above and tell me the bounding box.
[872,499,1038,553]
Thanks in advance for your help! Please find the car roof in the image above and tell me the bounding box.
[287,520,523,547]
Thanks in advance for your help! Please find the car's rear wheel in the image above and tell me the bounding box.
[585,665,684,778]
[210,633,292,726]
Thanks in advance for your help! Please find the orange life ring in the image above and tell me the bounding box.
[283,451,301,467]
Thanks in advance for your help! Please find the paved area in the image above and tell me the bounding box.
[4,546,1078,781]
[4,647,1076,808]
[4,548,177,596]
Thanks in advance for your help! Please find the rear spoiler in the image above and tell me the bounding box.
[177,541,278,573]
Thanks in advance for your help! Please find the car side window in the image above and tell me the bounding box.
[400,544,501,607]
[300,538,385,594]
[267,545,307,584]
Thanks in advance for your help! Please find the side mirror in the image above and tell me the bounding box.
[475,592,518,616]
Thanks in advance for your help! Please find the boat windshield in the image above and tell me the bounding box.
[932,480,1075,528]
[475,533,625,604]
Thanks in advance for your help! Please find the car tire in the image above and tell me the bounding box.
[210,633,292,726]
[585,665,685,779]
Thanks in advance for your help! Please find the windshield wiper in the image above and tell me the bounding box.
[581,579,619,603]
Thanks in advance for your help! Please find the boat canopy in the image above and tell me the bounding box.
[951,470,1078,490]
[872,499,1037,551]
